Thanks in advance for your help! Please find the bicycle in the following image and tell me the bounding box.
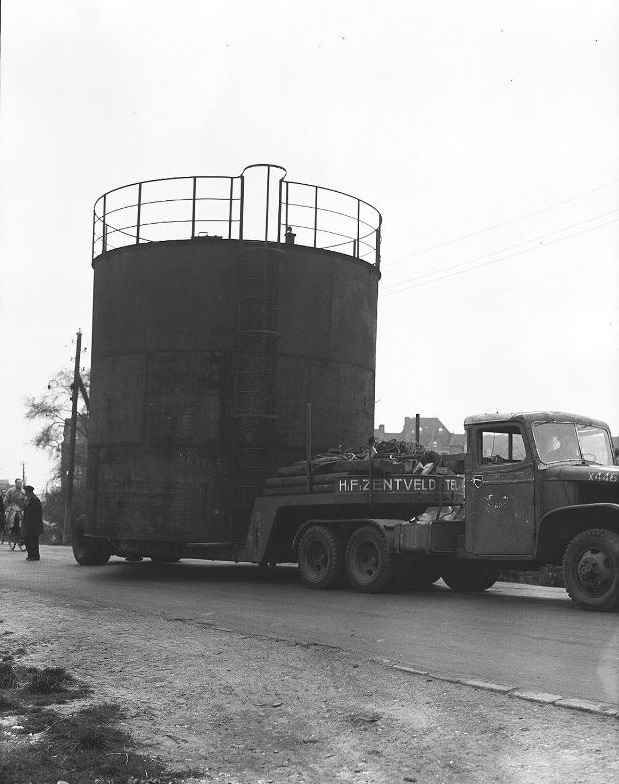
[4,506,25,551]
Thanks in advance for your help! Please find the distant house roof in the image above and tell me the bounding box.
[374,416,466,453]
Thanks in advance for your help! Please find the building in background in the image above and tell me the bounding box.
[377,420,618,460]
[375,416,466,454]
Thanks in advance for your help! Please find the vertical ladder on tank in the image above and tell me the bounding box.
[230,244,282,540]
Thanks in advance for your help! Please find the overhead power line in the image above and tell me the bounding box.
[390,158,619,249]
[381,215,619,297]
[380,256,613,327]
[382,209,618,293]
[384,179,619,267]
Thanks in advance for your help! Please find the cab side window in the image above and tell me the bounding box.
[478,427,527,465]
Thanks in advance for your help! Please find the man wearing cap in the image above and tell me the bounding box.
[22,485,43,561]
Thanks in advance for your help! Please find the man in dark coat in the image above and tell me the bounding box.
[22,485,43,561]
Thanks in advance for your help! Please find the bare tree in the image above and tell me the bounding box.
[24,368,89,475]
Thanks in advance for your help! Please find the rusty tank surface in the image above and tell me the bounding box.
[86,164,382,547]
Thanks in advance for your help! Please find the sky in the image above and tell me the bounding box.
[1,0,618,489]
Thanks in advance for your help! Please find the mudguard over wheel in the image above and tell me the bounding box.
[563,528,619,612]
[441,562,500,592]
[345,525,394,593]
[72,518,111,565]
[298,525,344,589]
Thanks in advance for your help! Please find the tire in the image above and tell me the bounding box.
[563,528,619,612]
[72,518,111,566]
[298,525,344,589]
[441,562,500,592]
[10,537,25,552]
[345,525,394,593]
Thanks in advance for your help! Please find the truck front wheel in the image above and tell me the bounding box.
[298,525,344,589]
[345,525,394,593]
[441,562,500,592]
[563,529,619,612]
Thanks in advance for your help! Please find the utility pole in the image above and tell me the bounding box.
[63,330,82,545]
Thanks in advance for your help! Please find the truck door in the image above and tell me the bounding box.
[465,423,536,556]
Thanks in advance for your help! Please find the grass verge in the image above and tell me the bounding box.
[0,653,202,784]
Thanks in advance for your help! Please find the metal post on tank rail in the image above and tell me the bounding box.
[91,201,97,259]
[191,177,197,239]
[239,175,245,240]
[313,186,318,248]
[136,182,142,244]
[277,177,283,244]
[265,165,271,242]
[306,403,313,494]
[356,199,361,259]
[102,193,107,253]
[228,177,234,240]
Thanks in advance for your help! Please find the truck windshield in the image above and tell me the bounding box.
[576,425,614,465]
[533,422,613,465]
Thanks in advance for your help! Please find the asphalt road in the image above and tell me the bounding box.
[3,545,618,709]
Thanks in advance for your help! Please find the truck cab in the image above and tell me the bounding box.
[463,412,619,610]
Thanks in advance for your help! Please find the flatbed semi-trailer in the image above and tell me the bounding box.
[73,411,619,612]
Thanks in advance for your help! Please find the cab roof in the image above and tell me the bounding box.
[464,411,610,429]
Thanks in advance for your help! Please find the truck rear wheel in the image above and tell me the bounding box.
[72,518,111,566]
[563,528,619,612]
[441,562,499,592]
[298,525,344,589]
[345,525,394,593]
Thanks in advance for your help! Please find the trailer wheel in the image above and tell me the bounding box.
[441,562,499,592]
[563,529,619,612]
[72,518,111,566]
[298,525,344,590]
[345,525,394,593]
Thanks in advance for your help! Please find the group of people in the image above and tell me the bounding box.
[2,478,44,561]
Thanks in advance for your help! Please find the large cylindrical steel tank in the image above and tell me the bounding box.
[87,165,382,545]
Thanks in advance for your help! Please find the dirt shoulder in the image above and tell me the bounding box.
[1,588,618,784]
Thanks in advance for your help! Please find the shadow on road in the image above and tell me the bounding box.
[78,557,578,613]
[103,558,301,585]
